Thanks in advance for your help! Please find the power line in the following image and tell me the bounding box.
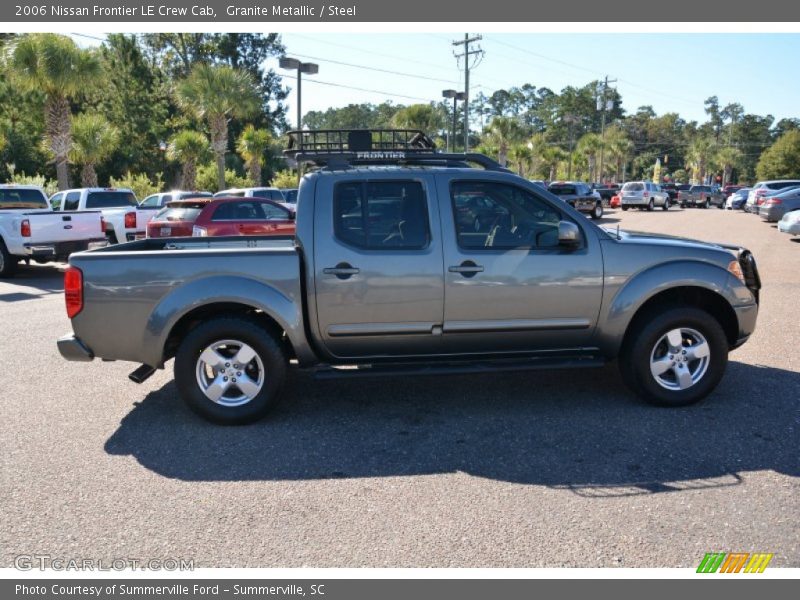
[282,74,434,103]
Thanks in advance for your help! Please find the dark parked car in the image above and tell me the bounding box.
[593,183,620,204]
[547,181,604,219]
[725,188,751,210]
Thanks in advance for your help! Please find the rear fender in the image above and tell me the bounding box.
[141,275,312,367]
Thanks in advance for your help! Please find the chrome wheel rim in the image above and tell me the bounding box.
[195,339,264,407]
[649,327,710,391]
[594,204,602,218]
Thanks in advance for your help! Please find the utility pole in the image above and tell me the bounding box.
[597,75,617,183]
[453,33,483,153]
[564,114,580,180]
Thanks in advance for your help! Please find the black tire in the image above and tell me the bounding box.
[704,198,710,209]
[174,316,287,424]
[662,199,669,211]
[647,198,654,211]
[619,306,728,407]
[591,202,603,220]
[621,206,629,211]
[0,239,17,279]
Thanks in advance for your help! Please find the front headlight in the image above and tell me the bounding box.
[728,260,745,283]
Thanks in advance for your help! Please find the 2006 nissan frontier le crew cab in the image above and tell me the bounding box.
[57,130,761,424]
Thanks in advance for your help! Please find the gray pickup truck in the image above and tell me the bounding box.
[678,185,726,209]
[57,130,761,424]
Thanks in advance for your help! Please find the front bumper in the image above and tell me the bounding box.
[57,334,94,362]
[732,304,758,349]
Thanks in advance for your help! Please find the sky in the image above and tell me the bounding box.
[73,32,800,128]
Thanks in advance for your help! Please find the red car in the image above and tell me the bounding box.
[146,197,295,239]
[609,193,621,208]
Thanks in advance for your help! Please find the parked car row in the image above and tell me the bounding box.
[722,178,800,241]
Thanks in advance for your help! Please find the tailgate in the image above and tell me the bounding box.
[29,211,103,243]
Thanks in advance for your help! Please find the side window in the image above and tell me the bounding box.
[451,181,564,250]
[213,201,265,221]
[333,180,429,250]
[251,190,269,199]
[260,202,288,219]
[63,192,80,211]
[50,193,63,209]
[270,190,284,201]
[211,202,238,221]
[141,195,160,207]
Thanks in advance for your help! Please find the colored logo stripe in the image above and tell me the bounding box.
[744,553,773,573]
[696,552,773,573]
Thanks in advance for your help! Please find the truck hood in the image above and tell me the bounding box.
[606,228,743,256]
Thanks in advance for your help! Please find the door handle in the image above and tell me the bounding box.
[448,261,484,278]
[323,262,360,279]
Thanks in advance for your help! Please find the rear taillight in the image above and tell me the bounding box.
[100,215,106,233]
[124,212,136,228]
[64,266,83,319]
[765,198,782,205]
[20,219,31,237]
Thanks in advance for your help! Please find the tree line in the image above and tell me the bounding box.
[2,33,799,197]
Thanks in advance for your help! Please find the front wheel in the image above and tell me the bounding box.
[662,199,669,211]
[621,206,629,211]
[591,203,603,220]
[174,316,287,424]
[647,198,655,211]
[704,199,711,209]
[619,306,728,407]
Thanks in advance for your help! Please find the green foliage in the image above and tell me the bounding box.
[671,169,689,184]
[109,171,164,200]
[4,165,58,196]
[195,162,252,193]
[269,169,298,189]
[756,131,800,180]
[70,113,120,165]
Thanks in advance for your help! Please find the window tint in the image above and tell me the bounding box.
[548,184,577,195]
[773,181,800,190]
[49,193,63,210]
[0,188,48,209]
[622,182,644,192]
[85,191,138,209]
[211,201,267,221]
[140,195,161,208]
[260,202,289,219]
[63,192,80,211]
[333,181,429,250]
[451,181,563,250]
[154,207,203,222]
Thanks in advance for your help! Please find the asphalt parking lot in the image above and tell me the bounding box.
[1,206,798,568]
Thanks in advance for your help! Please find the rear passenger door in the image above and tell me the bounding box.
[312,174,444,359]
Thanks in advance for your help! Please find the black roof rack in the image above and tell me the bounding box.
[283,129,510,172]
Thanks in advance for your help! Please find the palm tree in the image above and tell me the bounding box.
[540,146,567,182]
[577,133,605,183]
[7,34,101,190]
[604,127,634,182]
[176,63,261,190]
[484,116,525,167]
[236,125,273,185]
[167,130,210,190]
[715,145,743,186]
[686,137,716,184]
[507,144,533,177]
[69,113,120,187]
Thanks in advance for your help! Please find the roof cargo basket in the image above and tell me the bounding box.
[284,129,509,172]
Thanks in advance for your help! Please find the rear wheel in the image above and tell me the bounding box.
[0,239,17,279]
[620,306,728,407]
[174,316,287,424]
[591,202,603,220]
[704,198,711,209]
[662,199,669,211]
[621,206,629,211]
[647,198,654,211]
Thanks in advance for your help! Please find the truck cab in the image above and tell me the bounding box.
[51,188,158,243]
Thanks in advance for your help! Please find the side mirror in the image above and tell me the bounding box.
[558,220,581,248]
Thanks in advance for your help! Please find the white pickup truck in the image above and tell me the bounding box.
[50,188,158,244]
[0,184,106,278]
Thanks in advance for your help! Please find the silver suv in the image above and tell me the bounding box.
[620,181,670,211]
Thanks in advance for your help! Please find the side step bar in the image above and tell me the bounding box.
[311,355,605,380]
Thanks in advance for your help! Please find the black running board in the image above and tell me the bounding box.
[311,355,605,380]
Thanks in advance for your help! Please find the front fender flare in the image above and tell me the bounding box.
[596,260,737,357]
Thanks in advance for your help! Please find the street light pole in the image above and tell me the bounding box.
[442,90,467,153]
[280,57,319,129]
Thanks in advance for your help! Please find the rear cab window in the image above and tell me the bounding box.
[622,182,644,193]
[333,180,430,250]
[0,188,48,209]
[85,191,138,209]
[154,205,204,222]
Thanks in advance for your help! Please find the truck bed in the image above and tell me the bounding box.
[67,235,304,368]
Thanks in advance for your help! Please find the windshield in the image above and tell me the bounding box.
[622,182,644,192]
[0,188,48,209]
[86,191,138,209]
